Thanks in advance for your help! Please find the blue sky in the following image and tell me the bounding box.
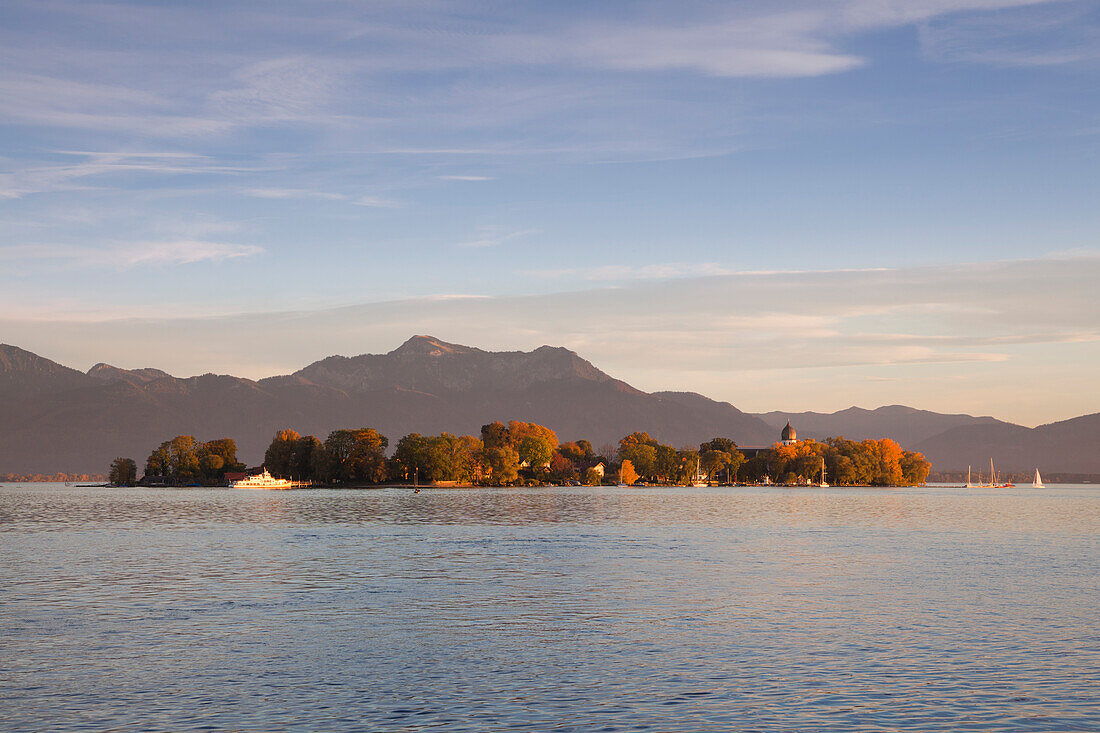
[1,0,1098,425]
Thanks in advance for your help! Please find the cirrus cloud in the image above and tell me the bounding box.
[0,240,264,269]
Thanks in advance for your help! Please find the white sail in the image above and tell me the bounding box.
[1033,469,1044,489]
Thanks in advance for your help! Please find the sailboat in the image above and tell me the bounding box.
[1032,469,1044,489]
[692,457,708,487]
[989,458,1014,488]
[818,457,829,488]
[965,465,977,489]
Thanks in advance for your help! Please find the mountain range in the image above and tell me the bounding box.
[755,407,1099,475]
[1,336,1096,475]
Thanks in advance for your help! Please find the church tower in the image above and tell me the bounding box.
[781,420,797,446]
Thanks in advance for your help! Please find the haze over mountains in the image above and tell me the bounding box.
[1,337,1096,475]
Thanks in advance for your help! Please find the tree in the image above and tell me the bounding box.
[506,421,558,471]
[700,449,730,481]
[619,459,638,485]
[324,428,388,483]
[391,433,430,482]
[900,450,931,486]
[508,421,558,451]
[168,435,201,484]
[480,421,511,450]
[699,437,745,483]
[291,435,324,480]
[199,438,242,483]
[619,432,658,450]
[518,435,553,468]
[264,429,301,477]
[483,445,520,485]
[145,441,171,478]
[558,441,591,462]
[548,451,577,483]
[654,444,679,482]
[619,442,656,479]
[866,438,904,486]
[583,467,603,486]
[109,457,137,486]
[432,433,484,483]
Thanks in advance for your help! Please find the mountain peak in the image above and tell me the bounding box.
[87,363,174,385]
[389,335,476,357]
[1,343,53,371]
[0,344,97,399]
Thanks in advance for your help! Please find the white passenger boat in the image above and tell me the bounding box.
[229,468,306,490]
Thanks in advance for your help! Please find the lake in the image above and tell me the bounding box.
[2,483,1098,731]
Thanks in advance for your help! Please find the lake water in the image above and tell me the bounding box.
[2,483,1098,732]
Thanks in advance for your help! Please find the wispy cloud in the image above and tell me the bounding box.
[918,2,1100,67]
[0,151,257,200]
[242,188,347,201]
[0,240,264,269]
[458,226,538,248]
[354,195,406,208]
[532,262,736,281]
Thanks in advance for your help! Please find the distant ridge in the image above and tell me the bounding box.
[1,338,1096,474]
[756,405,1099,474]
[0,343,98,399]
[755,405,1010,447]
[0,336,776,473]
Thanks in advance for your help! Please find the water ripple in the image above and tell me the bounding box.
[1,483,1098,731]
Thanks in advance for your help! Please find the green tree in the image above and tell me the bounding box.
[483,445,520,485]
[391,433,430,482]
[168,435,201,484]
[619,442,656,479]
[699,437,745,483]
[264,429,301,477]
[109,457,137,486]
[900,450,931,486]
[325,428,389,483]
[430,433,484,483]
[199,438,242,484]
[291,435,324,480]
[518,435,554,468]
[145,441,171,478]
[654,444,679,482]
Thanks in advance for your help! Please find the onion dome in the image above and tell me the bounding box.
[781,420,797,443]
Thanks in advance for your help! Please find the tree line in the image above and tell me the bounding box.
[108,420,930,487]
[744,436,931,486]
[3,472,106,483]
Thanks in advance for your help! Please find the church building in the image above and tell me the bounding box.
[740,420,800,458]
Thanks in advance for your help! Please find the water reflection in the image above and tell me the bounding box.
[2,484,1098,535]
[1,484,1098,732]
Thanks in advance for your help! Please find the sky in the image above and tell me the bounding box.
[1,0,1098,426]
